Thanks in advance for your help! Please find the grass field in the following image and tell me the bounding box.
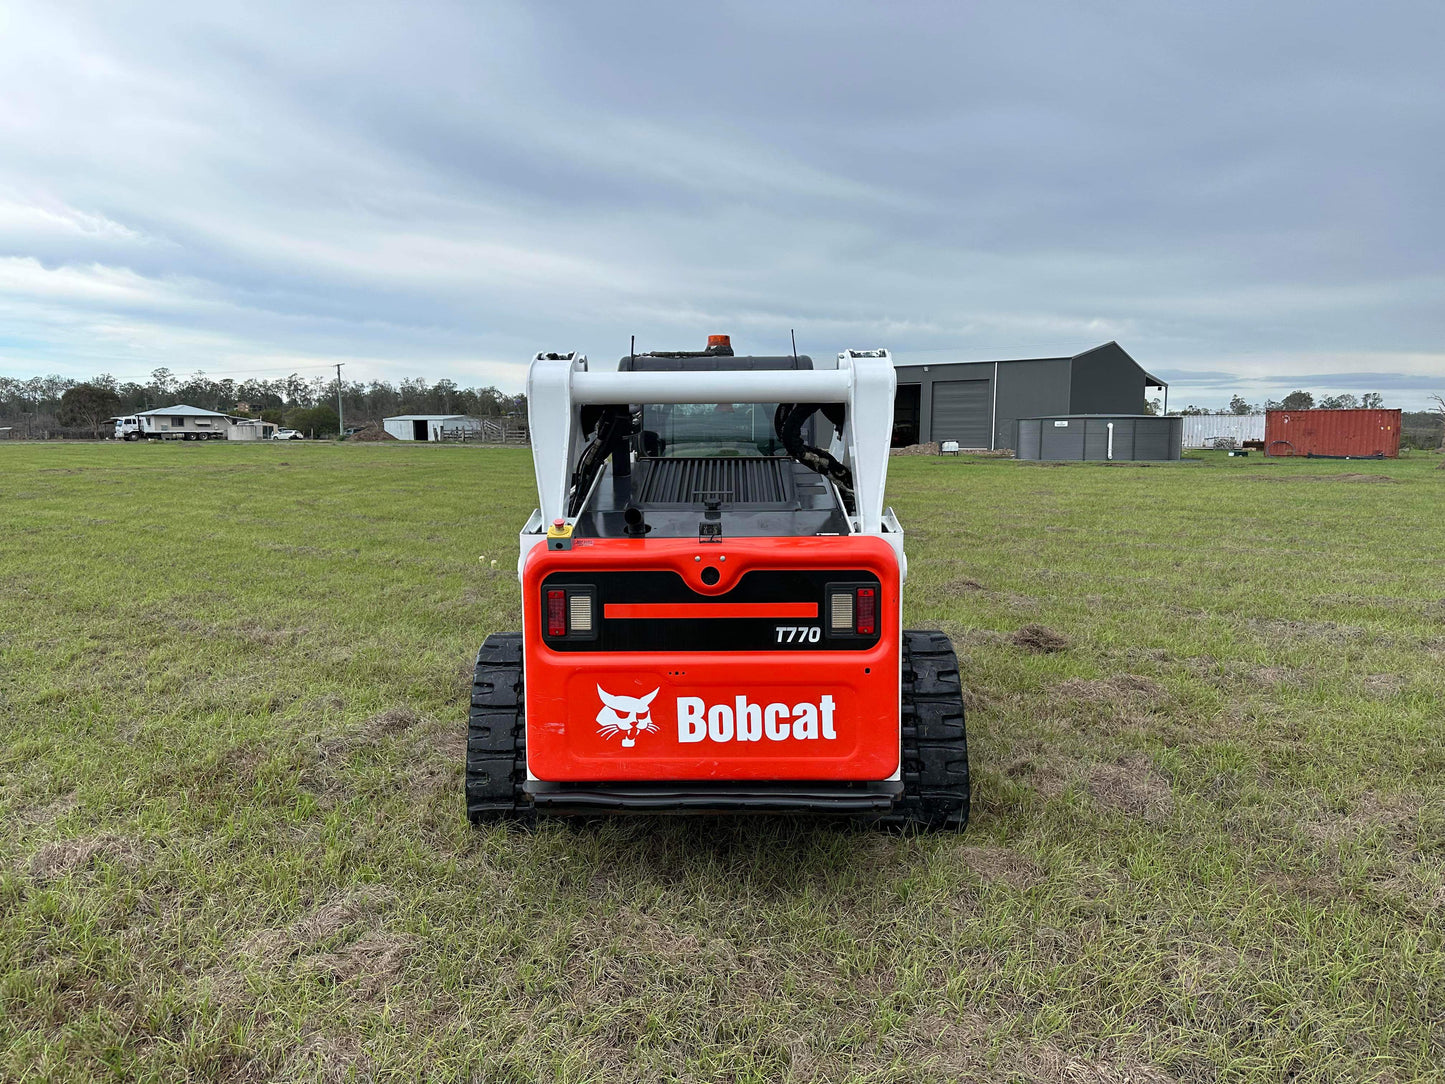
[2,441,1443,1083]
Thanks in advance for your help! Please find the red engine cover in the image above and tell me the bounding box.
[521,536,901,782]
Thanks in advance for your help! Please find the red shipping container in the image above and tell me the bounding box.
[1265,408,1401,458]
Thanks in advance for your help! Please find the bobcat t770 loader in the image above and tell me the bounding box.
[467,336,969,829]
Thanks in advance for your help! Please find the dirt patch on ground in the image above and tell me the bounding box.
[958,846,1044,890]
[1055,674,1168,709]
[942,577,987,593]
[1011,624,1070,653]
[1087,755,1174,820]
[28,834,145,882]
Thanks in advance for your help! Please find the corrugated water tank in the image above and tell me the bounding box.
[1016,415,1182,461]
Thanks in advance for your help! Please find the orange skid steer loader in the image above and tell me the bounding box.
[467,336,969,829]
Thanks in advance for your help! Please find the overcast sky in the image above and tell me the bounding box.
[1,1,1441,408]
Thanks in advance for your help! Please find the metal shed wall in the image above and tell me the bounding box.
[994,358,1071,450]
[1264,409,1401,458]
[1017,415,1182,461]
[1181,414,1266,448]
[1068,343,1149,415]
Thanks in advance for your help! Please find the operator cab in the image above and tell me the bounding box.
[569,337,853,540]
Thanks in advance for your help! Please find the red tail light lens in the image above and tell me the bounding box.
[855,587,876,635]
[546,589,567,636]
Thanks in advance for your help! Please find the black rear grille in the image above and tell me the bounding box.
[636,457,791,505]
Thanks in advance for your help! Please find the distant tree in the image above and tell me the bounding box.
[1361,392,1384,409]
[1228,394,1253,415]
[1177,404,1207,415]
[285,405,339,437]
[58,382,122,433]
[261,408,285,425]
[1280,390,1314,410]
[1319,393,1359,410]
[150,367,176,398]
[1432,396,1445,451]
[1143,397,1161,416]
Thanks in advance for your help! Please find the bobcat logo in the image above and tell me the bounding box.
[595,686,660,748]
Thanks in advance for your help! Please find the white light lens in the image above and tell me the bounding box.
[829,592,853,631]
[569,593,593,633]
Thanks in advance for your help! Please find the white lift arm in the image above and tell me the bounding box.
[526,348,897,534]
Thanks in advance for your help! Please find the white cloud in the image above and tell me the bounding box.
[0,0,1441,408]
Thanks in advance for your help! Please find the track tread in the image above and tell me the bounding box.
[876,629,970,832]
[465,632,531,824]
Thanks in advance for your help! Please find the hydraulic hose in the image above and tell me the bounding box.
[774,403,855,511]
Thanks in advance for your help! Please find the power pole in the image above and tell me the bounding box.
[334,363,344,438]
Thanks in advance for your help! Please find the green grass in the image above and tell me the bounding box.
[1,441,1443,1083]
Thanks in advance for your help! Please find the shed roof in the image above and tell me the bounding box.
[893,341,1169,390]
[383,414,472,421]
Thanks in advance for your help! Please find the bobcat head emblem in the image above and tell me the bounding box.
[595,686,660,748]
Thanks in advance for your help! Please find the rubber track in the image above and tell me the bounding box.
[466,632,531,823]
[875,629,970,831]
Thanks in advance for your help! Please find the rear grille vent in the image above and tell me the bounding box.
[636,457,792,505]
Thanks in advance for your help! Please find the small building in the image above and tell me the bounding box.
[227,419,278,441]
[382,414,483,442]
[1181,413,1266,449]
[891,342,1168,451]
[1265,409,1401,458]
[1017,414,1182,461]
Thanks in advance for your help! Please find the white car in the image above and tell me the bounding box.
[271,428,305,440]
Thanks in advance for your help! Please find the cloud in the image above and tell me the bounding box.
[0,0,1441,406]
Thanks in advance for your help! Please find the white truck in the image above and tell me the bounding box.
[114,407,232,441]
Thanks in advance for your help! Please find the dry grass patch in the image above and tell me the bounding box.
[1055,674,1168,709]
[303,932,413,997]
[1360,672,1407,697]
[1011,624,1071,653]
[28,833,146,882]
[958,845,1044,889]
[1087,755,1174,821]
[243,887,395,963]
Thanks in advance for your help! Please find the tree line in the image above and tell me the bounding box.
[1161,390,1387,416]
[0,368,527,438]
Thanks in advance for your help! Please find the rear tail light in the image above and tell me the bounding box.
[542,585,598,642]
[546,589,567,636]
[855,587,876,636]
[568,592,593,633]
